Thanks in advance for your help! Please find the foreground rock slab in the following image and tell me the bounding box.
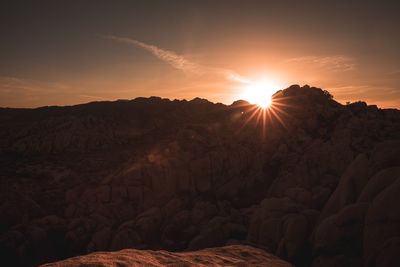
[41,245,292,267]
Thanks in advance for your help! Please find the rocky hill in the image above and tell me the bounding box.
[1,85,399,266]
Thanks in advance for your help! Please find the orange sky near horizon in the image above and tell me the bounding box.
[1,1,399,109]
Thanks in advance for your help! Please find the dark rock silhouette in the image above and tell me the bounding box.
[0,85,399,266]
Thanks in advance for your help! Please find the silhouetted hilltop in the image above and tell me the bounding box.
[0,85,399,267]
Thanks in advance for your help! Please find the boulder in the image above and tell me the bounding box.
[188,216,228,250]
[87,227,113,252]
[314,203,368,258]
[364,178,400,265]
[248,197,305,254]
[368,140,400,176]
[280,213,309,261]
[161,210,195,250]
[358,167,400,202]
[368,237,400,267]
[319,154,369,221]
[285,187,313,207]
[41,245,294,267]
[110,221,142,251]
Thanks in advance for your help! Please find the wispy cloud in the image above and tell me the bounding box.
[388,69,400,75]
[328,85,370,95]
[78,94,106,100]
[101,35,250,83]
[0,76,67,106]
[102,35,202,74]
[327,84,400,108]
[329,84,398,94]
[0,76,87,107]
[0,76,69,94]
[286,55,356,71]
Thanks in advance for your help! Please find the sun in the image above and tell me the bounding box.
[236,78,289,139]
[240,79,280,108]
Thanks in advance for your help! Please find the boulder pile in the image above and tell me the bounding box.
[1,85,399,266]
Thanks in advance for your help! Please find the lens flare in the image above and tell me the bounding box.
[239,79,280,108]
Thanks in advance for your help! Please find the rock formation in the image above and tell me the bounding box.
[0,85,399,266]
[41,245,292,267]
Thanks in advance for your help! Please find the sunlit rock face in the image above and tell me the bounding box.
[0,85,399,266]
[40,245,293,267]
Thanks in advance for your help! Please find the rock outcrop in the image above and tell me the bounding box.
[0,85,399,266]
[41,245,293,267]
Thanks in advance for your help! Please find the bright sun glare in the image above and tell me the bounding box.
[240,80,280,108]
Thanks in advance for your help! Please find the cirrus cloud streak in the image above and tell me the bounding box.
[101,35,251,84]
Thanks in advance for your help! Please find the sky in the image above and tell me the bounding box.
[1,0,399,108]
